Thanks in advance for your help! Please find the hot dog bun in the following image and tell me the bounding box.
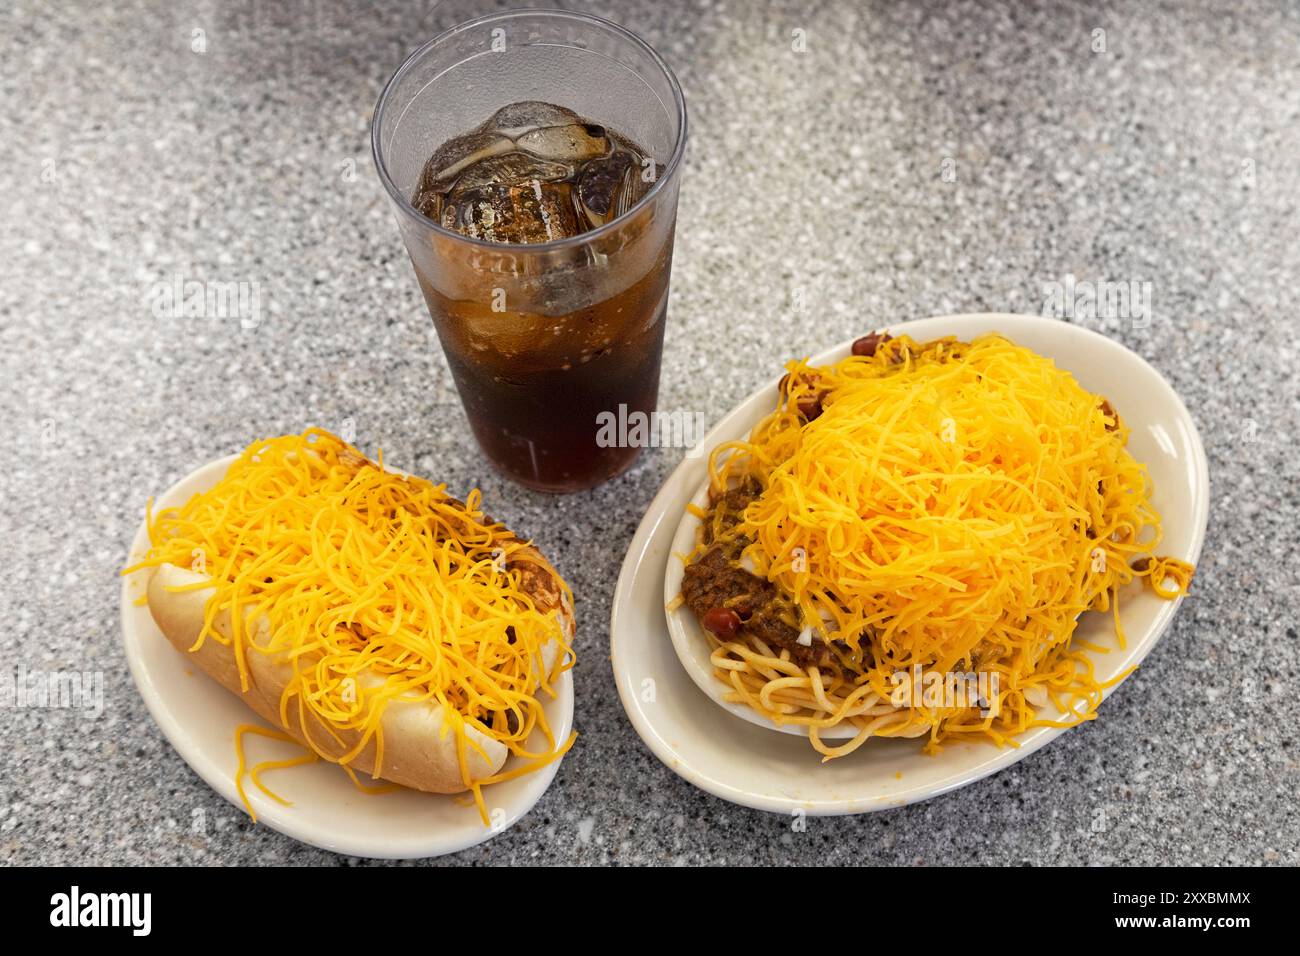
[128,431,577,806]
[146,545,573,795]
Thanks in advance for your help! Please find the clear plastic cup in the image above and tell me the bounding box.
[372,10,687,493]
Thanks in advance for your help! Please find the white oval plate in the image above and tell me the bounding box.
[611,314,1209,815]
[121,454,574,858]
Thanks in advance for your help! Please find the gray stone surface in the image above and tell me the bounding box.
[2,0,1297,865]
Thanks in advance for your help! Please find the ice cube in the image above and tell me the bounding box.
[423,133,514,187]
[514,123,610,164]
[449,153,572,192]
[440,181,580,244]
[485,101,583,135]
[576,150,638,227]
[458,102,608,167]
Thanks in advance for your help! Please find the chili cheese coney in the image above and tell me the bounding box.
[124,429,575,820]
[678,332,1194,758]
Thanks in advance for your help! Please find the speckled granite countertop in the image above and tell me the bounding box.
[3,0,1297,866]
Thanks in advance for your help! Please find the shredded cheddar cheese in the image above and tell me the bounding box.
[124,429,575,821]
[234,724,318,817]
[696,333,1194,755]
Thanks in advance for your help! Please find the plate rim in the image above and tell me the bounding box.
[120,452,575,858]
[610,312,1210,815]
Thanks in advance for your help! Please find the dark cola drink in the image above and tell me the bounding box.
[406,102,677,493]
